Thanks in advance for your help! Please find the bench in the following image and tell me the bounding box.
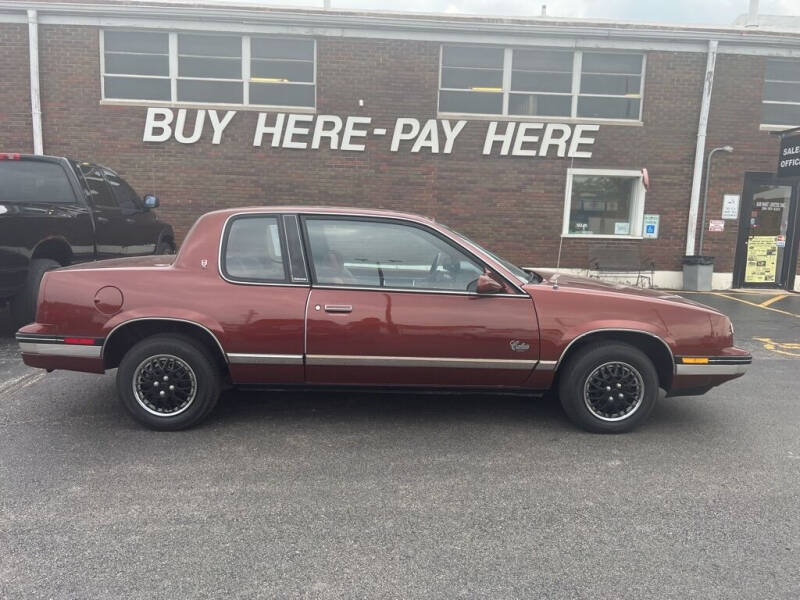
[588,247,655,288]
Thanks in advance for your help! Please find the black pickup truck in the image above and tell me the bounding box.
[0,153,175,328]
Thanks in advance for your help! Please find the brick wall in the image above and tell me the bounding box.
[0,23,33,153]
[1,21,797,281]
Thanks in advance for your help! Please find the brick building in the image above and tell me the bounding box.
[2,0,800,290]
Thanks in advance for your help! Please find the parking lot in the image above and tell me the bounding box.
[0,291,798,599]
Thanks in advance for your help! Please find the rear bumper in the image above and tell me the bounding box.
[669,349,752,396]
[16,331,105,374]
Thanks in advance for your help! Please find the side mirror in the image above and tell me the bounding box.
[476,271,504,294]
[143,194,159,210]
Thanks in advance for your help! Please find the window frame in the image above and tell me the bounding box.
[100,30,317,112]
[300,214,525,296]
[218,214,296,286]
[437,44,645,124]
[561,168,647,239]
[760,58,800,130]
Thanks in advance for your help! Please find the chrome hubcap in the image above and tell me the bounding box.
[583,361,645,422]
[133,354,197,417]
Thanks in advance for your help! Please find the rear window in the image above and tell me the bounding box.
[221,216,288,283]
[0,161,76,204]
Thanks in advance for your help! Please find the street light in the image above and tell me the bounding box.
[698,145,734,256]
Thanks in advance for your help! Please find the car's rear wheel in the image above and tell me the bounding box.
[10,258,60,330]
[116,334,220,430]
[558,342,658,433]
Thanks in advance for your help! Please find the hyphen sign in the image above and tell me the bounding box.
[778,133,800,178]
[142,108,599,158]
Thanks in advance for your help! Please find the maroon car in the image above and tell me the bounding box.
[15,207,751,432]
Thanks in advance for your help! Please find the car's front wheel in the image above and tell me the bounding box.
[116,334,220,430]
[558,342,658,433]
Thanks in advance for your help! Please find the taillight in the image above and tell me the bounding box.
[0,153,21,160]
[63,337,97,346]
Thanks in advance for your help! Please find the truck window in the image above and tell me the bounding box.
[103,169,142,212]
[0,161,76,204]
[78,164,118,209]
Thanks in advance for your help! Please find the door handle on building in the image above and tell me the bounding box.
[324,304,353,313]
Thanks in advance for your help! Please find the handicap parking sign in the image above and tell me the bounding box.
[643,214,659,239]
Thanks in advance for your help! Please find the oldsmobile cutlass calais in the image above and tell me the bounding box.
[16,207,751,432]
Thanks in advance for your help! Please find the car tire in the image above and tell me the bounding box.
[558,342,658,433]
[9,258,60,330]
[155,239,176,255]
[116,334,220,430]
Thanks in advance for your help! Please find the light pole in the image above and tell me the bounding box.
[698,145,733,256]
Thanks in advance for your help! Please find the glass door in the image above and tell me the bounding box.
[734,173,799,289]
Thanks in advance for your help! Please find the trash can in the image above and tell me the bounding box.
[683,255,714,291]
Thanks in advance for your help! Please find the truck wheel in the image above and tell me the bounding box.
[116,334,220,430]
[558,342,658,433]
[10,258,60,329]
[155,239,176,255]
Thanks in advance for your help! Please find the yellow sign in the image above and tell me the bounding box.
[744,236,778,283]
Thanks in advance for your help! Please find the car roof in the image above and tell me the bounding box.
[205,206,436,223]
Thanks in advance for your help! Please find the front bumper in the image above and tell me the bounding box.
[669,349,752,397]
[674,354,752,376]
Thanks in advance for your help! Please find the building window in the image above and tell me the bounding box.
[439,46,645,121]
[562,169,646,238]
[762,59,800,127]
[101,30,315,109]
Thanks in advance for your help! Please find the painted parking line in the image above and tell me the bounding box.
[710,293,800,318]
[753,337,800,358]
[0,371,46,399]
[760,293,790,307]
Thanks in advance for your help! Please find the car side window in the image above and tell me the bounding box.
[103,169,142,213]
[222,216,288,283]
[78,164,118,209]
[304,218,484,292]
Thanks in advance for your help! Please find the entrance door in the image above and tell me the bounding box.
[734,173,799,289]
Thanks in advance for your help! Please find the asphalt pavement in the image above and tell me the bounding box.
[0,291,798,599]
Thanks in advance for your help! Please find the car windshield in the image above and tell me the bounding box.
[441,225,538,283]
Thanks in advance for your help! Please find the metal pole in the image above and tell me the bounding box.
[685,40,718,256]
[27,9,43,155]
[698,146,733,256]
[698,148,718,256]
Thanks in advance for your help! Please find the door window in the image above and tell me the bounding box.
[78,164,118,209]
[103,169,143,213]
[304,218,484,292]
[221,216,288,283]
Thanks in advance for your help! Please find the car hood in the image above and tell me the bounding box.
[527,270,719,311]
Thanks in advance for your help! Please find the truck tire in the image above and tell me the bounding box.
[116,334,220,430]
[155,239,176,255]
[9,258,60,329]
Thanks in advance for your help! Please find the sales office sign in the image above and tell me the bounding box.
[142,108,599,158]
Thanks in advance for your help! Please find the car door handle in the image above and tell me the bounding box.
[96,216,109,224]
[324,304,353,313]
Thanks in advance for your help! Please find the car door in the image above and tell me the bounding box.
[102,168,159,256]
[76,163,126,259]
[302,215,539,387]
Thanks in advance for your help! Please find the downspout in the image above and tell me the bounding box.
[685,39,718,256]
[27,9,43,155]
